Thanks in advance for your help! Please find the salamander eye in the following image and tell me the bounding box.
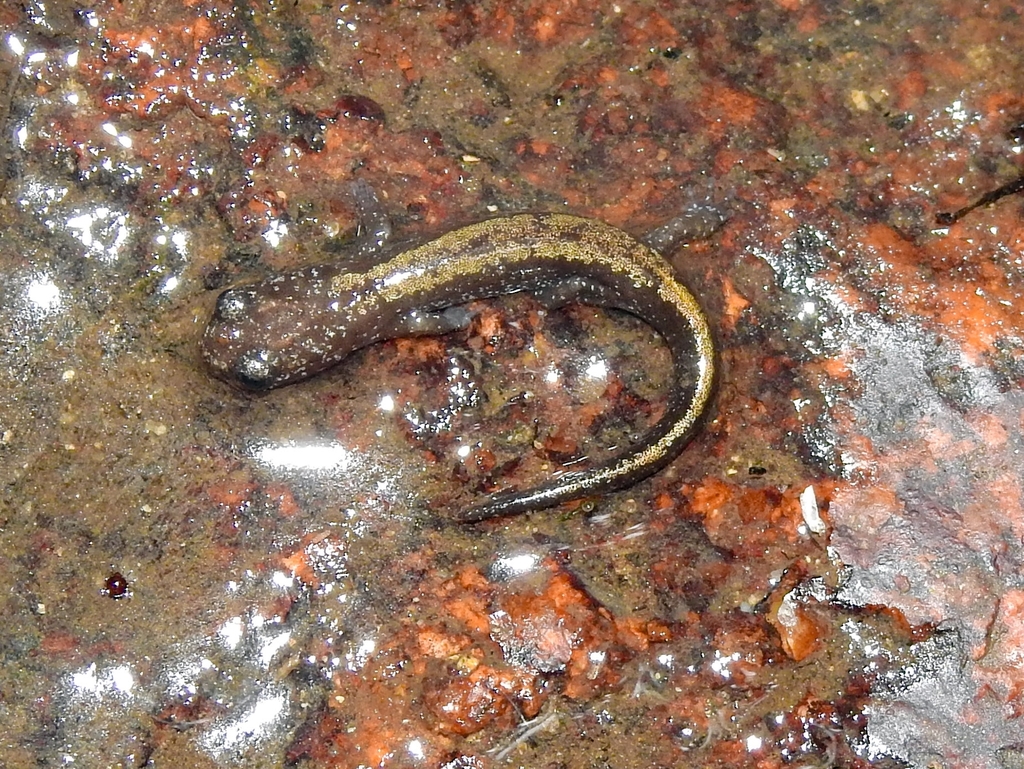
[234,349,275,390]
[214,288,252,323]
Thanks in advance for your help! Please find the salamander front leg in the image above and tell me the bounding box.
[390,306,475,337]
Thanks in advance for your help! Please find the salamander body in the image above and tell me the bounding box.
[202,213,714,522]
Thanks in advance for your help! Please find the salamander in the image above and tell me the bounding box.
[202,213,715,522]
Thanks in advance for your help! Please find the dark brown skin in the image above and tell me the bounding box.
[202,213,714,522]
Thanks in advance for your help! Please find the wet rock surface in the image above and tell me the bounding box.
[1,1,1023,767]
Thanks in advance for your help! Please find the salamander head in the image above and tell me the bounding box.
[202,286,284,390]
[201,271,365,391]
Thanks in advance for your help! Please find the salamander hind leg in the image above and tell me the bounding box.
[534,276,621,311]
